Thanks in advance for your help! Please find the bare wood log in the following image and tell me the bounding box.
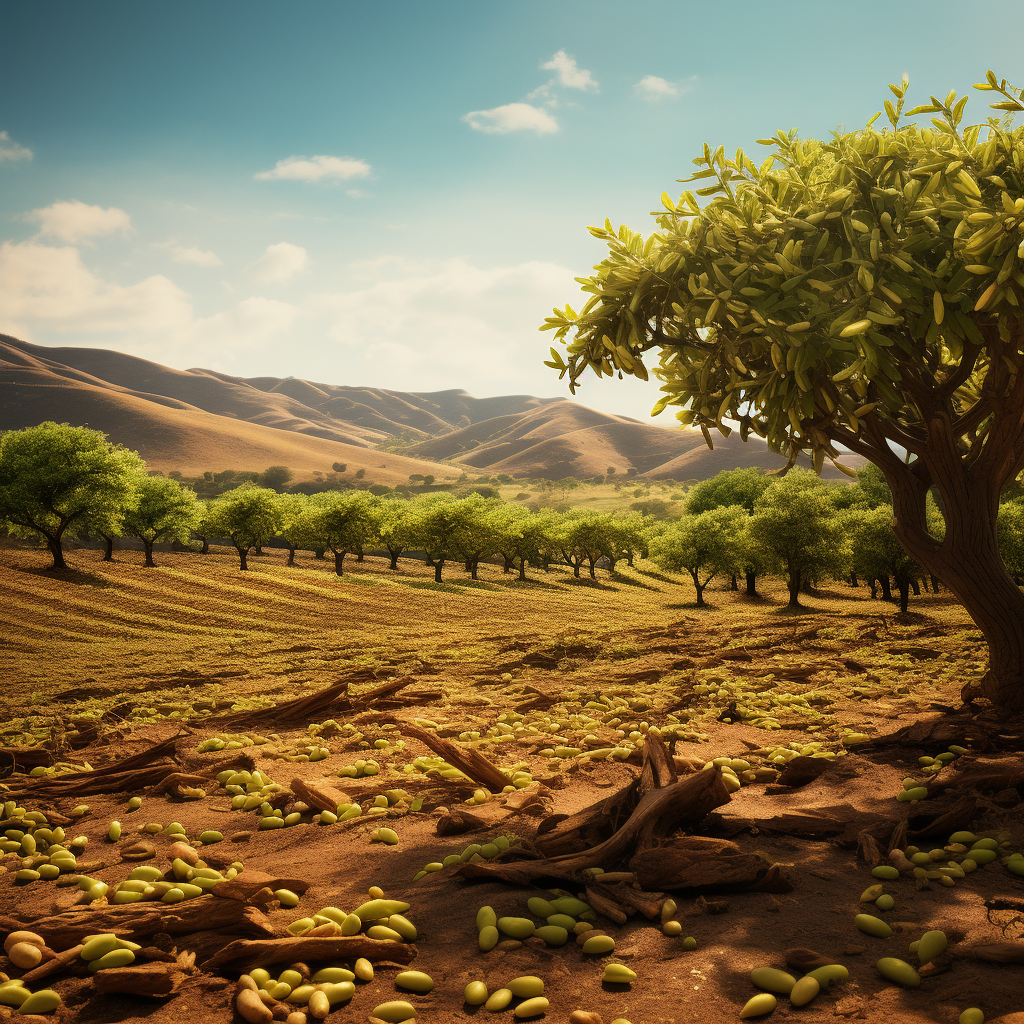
[630,840,791,893]
[985,897,1024,913]
[19,944,84,984]
[958,942,1024,964]
[9,760,180,798]
[584,884,629,924]
[461,768,731,885]
[90,962,185,997]
[535,781,640,858]
[0,746,56,771]
[910,796,979,839]
[202,936,417,970]
[288,778,353,815]
[392,721,510,793]
[706,811,846,836]
[602,884,664,920]
[148,772,211,796]
[212,872,312,902]
[1,895,272,950]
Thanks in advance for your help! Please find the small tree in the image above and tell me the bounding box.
[204,484,283,570]
[260,466,293,492]
[553,510,612,578]
[748,479,848,608]
[850,505,923,612]
[687,468,770,515]
[375,499,416,570]
[277,493,310,566]
[544,73,1024,706]
[450,496,501,580]
[409,496,473,583]
[0,422,142,569]
[303,492,376,576]
[122,476,203,567]
[492,505,545,580]
[608,510,652,570]
[651,506,746,606]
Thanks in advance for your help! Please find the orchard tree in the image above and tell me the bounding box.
[0,422,142,569]
[555,510,612,578]
[375,499,417,570]
[544,74,1024,707]
[410,496,474,583]
[493,504,546,580]
[748,479,848,608]
[608,510,653,569]
[687,468,770,514]
[277,493,311,566]
[204,484,283,570]
[850,505,923,612]
[304,492,376,576]
[651,506,746,606]
[451,496,501,580]
[122,476,203,567]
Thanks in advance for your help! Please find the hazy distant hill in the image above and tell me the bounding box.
[0,336,861,480]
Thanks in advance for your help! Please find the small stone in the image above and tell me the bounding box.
[496,940,523,951]
[844,945,867,956]
[992,788,1020,808]
[121,842,156,861]
[230,832,252,843]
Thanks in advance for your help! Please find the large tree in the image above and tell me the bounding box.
[204,485,283,571]
[544,74,1024,707]
[302,492,376,576]
[409,496,474,583]
[122,476,203,567]
[0,422,143,569]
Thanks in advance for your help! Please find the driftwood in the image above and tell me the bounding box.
[213,672,412,730]
[202,936,417,970]
[20,944,84,984]
[0,746,55,772]
[394,721,511,793]
[959,941,1024,964]
[630,838,790,893]
[459,735,733,886]
[1,895,273,950]
[90,961,186,996]
[289,777,353,814]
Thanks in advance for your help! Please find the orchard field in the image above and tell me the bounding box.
[1,541,1022,1024]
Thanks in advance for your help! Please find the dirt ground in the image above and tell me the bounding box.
[1,545,1022,1024]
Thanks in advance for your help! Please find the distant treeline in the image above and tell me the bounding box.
[2,423,1021,612]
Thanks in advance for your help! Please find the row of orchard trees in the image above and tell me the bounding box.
[0,423,652,582]
[650,466,1024,611]
[2,423,1020,600]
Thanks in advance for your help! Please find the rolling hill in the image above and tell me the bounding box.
[0,335,861,480]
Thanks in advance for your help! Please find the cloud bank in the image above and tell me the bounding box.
[463,103,558,135]
[30,200,132,243]
[253,242,308,284]
[541,50,598,91]
[255,155,371,183]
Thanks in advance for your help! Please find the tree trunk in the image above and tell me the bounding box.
[884,451,1024,709]
[787,568,801,609]
[898,580,910,613]
[911,578,921,596]
[101,534,114,561]
[729,573,738,591]
[869,579,878,599]
[518,558,527,581]
[880,576,893,602]
[626,552,635,567]
[573,561,581,578]
[502,554,513,574]
[286,546,296,566]
[45,535,68,570]
[691,571,706,607]
[470,559,478,580]
[849,572,858,587]
[254,544,263,556]
[930,574,941,593]
[235,544,249,571]
[745,571,757,597]
[389,549,401,570]
[199,536,209,555]
[334,551,345,576]
[434,558,444,583]
[143,541,155,567]
[356,547,364,562]
[314,548,325,560]
[588,557,597,579]
[464,559,473,572]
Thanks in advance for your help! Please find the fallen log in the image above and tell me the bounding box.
[959,941,1024,964]
[630,839,790,893]
[202,936,417,970]
[212,871,312,902]
[90,961,186,997]
[20,944,84,984]
[0,895,273,950]
[910,795,980,839]
[289,777,353,815]
[391,721,511,793]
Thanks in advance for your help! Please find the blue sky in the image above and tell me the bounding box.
[1,0,1021,422]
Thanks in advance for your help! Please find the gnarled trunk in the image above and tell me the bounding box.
[388,548,401,570]
[45,535,68,570]
[434,557,444,583]
[100,533,114,561]
[143,541,156,568]
[787,567,801,609]
[880,576,893,602]
[234,543,249,571]
[334,551,345,576]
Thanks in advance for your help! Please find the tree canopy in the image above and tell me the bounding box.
[204,484,283,571]
[0,422,143,569]
[122,476,203,567]
[544,73,1024,707]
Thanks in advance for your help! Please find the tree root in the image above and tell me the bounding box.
[202,935,416,970]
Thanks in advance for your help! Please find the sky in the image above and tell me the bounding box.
[1,0,1021,424]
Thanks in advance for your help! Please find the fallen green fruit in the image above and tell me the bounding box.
[876,958,921,987]
[740,994,777,1018]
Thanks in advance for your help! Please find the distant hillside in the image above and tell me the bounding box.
[0,336,862,480]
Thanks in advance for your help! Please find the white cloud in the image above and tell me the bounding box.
[255,155,371,183]
[316,255,576,392]
[253,242,308,284]
[541,50,597,91]
[0,131,32,162]
[635,75,678,100]
[171,245,222,267]
[29,200,132,244]
[463,103,558,135]
[0,240,296,361]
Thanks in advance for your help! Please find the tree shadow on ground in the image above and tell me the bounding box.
[607,574,660,592]
[563,577,617,592]
[12,564,114,589]
[633,567,682,585]
[502,577,565,592]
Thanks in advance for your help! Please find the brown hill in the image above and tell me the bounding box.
[0,336,863,480]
